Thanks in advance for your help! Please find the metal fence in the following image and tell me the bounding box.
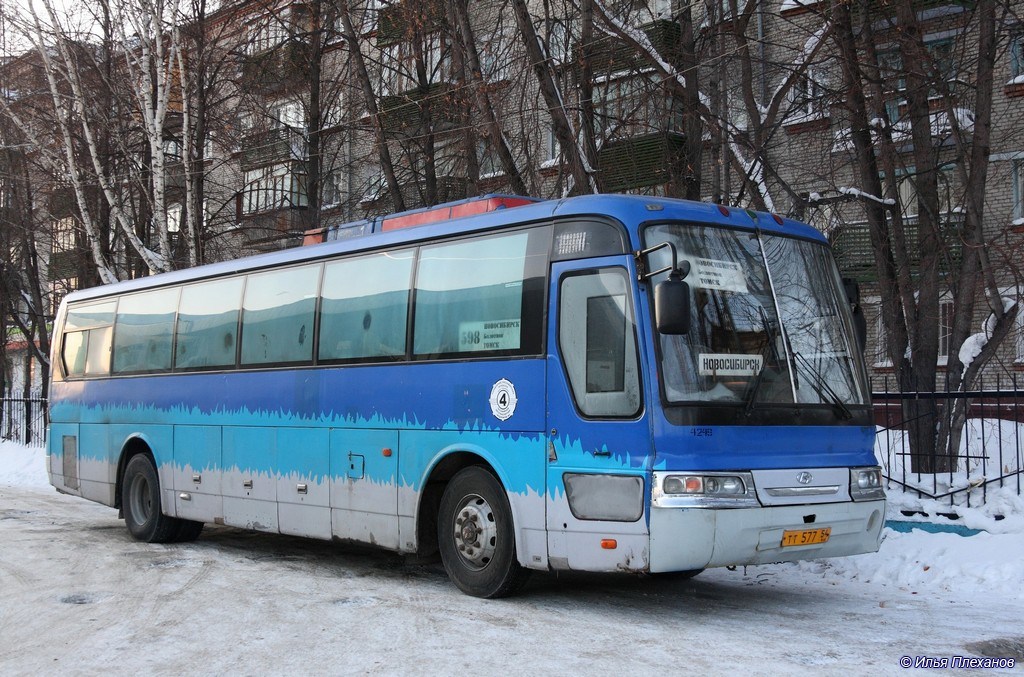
[873,376,1024,509]
[0,397,48,445]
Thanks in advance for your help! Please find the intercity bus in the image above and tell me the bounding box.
[47,194,885,597]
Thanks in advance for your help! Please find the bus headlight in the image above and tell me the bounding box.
[662,474,746,495]
[850,467,885,501]
[653,472,758,508]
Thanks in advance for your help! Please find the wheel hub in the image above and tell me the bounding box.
[452,494,497,570]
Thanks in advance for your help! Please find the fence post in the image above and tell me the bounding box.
[23,397,32,446]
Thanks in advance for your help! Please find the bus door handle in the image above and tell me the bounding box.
[592,450,611,457]
[192,474,202,484]
[243,479,253,489]
[296,483,308,494]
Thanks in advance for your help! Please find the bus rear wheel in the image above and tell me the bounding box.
[122,454,180,543]
[438,466,529,598]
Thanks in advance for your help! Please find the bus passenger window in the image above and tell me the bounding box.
[85,326,112,376]
[62,331,88,378]
[175,277,244,370]
[241,265,320,365]
[320,250,414,361]
[112,288,179,374]
[559,269,641,418]
[62,300,116,378]
[414,232,530,357]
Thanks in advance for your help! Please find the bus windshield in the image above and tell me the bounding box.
[645,223,868,410]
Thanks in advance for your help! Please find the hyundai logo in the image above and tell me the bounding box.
[796,472,814,485]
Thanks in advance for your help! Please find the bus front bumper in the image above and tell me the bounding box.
[648,499,885,573]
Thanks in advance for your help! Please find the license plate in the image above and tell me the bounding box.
[780,527,831,547]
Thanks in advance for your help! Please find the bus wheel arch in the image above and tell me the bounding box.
[415,451,486,561]
[115,436,156,513]
[116,437,202,543]
[432,462,530,598]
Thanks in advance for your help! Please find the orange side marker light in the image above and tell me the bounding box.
[601,539,617,550]
[382,448,393,457]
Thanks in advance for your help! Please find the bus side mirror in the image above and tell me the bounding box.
[655,272,690,335]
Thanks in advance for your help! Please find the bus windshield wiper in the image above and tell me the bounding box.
[792,351,853,420]
[744,307,778,417]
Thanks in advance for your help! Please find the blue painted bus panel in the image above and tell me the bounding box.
[48,358,561,497]
[650,417,878,471]
[173,425,223,522]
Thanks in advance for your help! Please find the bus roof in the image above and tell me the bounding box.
[64,194,826,304]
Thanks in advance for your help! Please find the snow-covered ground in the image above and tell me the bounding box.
[1,440,1022,675]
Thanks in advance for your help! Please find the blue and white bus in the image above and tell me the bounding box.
[47,194,884,597]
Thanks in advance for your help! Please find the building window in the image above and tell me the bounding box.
[360,168,387,203]
[938,300,954,362]
[376,34,450,97]
[242,164,307,214]
[594,76,640,137]
[162,138,182,161]
[873,306,890,367]
[1015,307,1024,363]
[479,35,512,82]
[321,170,344,208]
[271,101,304,130]
[790,68,827,119]
[52,216,76,252]
[246,14,290,55]
[1011,33,1023,83]
[544,20,569,65]
[541,123,560,167]
[166,203,182,234]
[478,138,502,178]
[1013,160,1024,221]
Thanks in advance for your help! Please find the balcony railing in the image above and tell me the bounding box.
[596,132,687,192]
[831,213,965,283]
[240,127,308,170]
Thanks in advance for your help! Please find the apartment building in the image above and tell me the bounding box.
[2,0,1022,390]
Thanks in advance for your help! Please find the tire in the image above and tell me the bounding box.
[438,466,530,598]
[171,519,205,543]
[121,454,180,543]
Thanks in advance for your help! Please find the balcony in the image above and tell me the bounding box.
[831,214,965,283]
[240,127,308,170]
[378,82,462,133]
[238,42,312,95]
[584,20,683,76]
[376,0,445,46]
[596,132,687,192]
[361,175,468,212]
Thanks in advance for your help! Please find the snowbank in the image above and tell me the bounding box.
[0,440,49,488]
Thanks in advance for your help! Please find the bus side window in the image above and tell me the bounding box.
[413,232,531,358]
[320,249,414,362]
[175,277,244,370]
[112,288,179,374]
[62,331,88,378]
[241,264,321,366]
[558,268,641,418]
[62,300,116,379]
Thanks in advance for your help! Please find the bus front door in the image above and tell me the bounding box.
[545,259,652,572]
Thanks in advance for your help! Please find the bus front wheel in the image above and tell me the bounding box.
[438,466,529,598]
[122,454,180,543]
